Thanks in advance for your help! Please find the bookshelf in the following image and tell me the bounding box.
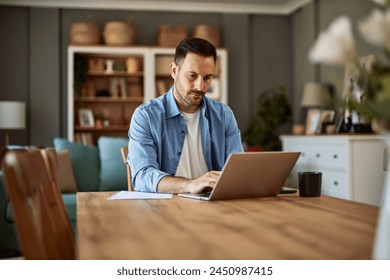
[67,45,227,144]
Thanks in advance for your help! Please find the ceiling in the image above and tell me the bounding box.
[0,0,313,15]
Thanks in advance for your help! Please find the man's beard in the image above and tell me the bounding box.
[175,80,206,107]
[183,89,206,106]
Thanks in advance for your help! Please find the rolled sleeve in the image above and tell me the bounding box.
[128,106,169,192]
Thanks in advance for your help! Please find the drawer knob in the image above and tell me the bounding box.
[333,154,338,159]
[316,153,320,158]
[334,181,338,186]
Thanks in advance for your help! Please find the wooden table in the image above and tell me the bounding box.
[77,192,379,260]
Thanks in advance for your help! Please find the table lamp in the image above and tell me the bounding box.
[0,101,26,146]
[301,83,332,135]
[301,82,331,108]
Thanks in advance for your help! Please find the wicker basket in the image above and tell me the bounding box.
[69,23,100,45]
[157,24,188,47]
[103,21,135,46]
[193,24,221,47]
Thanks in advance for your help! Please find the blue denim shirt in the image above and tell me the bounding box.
[128,87,244,192]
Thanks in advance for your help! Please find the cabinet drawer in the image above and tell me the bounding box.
[288,143,347,170]
[307,144,348,170]
[321,170,349,199]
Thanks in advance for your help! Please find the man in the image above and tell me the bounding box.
[128,38,243,193]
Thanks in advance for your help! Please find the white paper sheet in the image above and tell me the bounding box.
[107,191,173,200]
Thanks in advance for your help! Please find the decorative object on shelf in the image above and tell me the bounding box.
[305,109,321,135]
[335,55,375,133]
[78,108,95,127]
[193,24,221,47]
[156,55,174,75]
[95,115,104,128]
[157,24,188,47]
[243,86,292,151]
[0,101,26,146]
[292,123,305,135]
[105,59,114,73]
[103,21,134,46]
[318,109,336,134]
[88,58,104,73]
[301,82,332,134]
[126,57,140,74]
[69,22,100,45]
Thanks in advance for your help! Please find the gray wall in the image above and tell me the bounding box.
[0,7,29,146]
[0,0,380,147]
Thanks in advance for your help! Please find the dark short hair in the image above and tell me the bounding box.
[174,38,217,65]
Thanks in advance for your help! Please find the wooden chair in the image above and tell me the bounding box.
[120,146,133,191]
[2,149,75,259]
[2,150,48,259]
[39,148,76,259]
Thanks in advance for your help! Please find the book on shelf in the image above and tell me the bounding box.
[119,78,128,98]
[109,78,120,98]
[128,77,142,97]
[74,132,94,146]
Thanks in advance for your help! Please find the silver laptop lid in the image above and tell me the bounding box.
[179,151,300,201]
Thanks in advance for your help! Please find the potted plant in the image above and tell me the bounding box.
[243,86,292,151]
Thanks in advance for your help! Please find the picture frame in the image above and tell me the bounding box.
[206,78,220,100]
[305,108,321,135]
[317,109,336,134]
[78,108,95,127]
[319,109,336,124]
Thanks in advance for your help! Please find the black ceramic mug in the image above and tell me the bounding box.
[298,172,322,197]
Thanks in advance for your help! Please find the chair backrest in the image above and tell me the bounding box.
[2,148,75,259]
[121,146,133,191]
[40,148,76,259]
[2,150,48,259]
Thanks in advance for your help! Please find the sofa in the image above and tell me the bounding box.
[0,136,129,257]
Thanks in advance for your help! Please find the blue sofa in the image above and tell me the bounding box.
[0,136,128,257]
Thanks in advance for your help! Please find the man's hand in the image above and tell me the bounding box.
[186,171,221,193]
[157,171,221,194]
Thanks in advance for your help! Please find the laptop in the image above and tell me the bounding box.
[178,151,300,201]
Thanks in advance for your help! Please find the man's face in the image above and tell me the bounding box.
[170,53,215,113]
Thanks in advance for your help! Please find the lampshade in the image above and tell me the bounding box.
[0,101,26,129]
[301,83,331,107]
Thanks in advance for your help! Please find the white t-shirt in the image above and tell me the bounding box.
[175,110,208,179]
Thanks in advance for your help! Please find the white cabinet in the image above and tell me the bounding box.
[67,45,228,143]
[281,135,387,206]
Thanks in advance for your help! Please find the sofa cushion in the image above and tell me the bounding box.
[97,137,128,191]
[57,150,78,193]
[54,138,99,192]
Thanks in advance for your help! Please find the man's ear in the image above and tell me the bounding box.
[169,62,178,79]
